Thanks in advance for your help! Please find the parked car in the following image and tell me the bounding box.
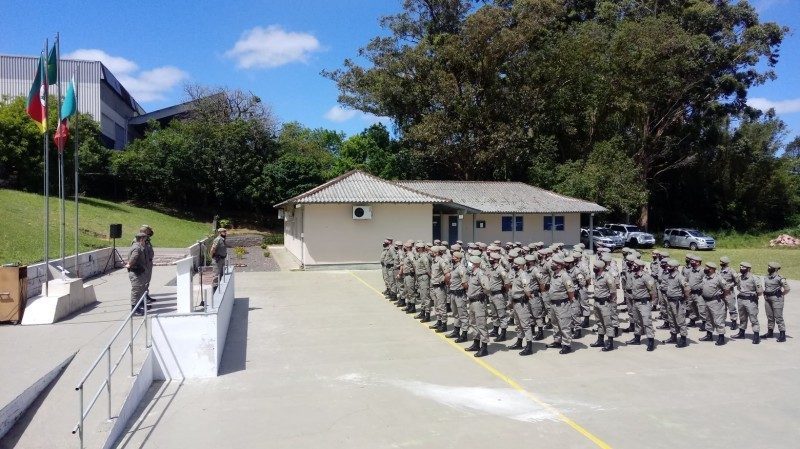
[603,223,656,248]
[662,228,716,250]
[580,228,624,251]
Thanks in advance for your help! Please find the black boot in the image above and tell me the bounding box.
[396,298,406,307]
[495,328,507,342]
[730,319,737,330]
[626,334,642,345]
[761,329,774,339]
[715,334,726,346]
[572,328,582,339]
[508,338,524,350]
[429,320,441,329]
[533,328,545,341]
[488,326,499,337]
[559,344,571,355]
[447,326,460,339]
[590,335,605,348]
[530,325,536,336]
[456,331,468,343]
[646,338,655,351]
[731,329,745,339]
[581,316,590,328]
[676,335,688,348]
[405,304,416,314]
[623,325,634,333]
[465,339,480,351]
[447,303,452,313]
[752,332,760,344]
[657,321,670,330]
[474,343,489,357]
[519,341,533,356]
[415,309,425,319]
[699,331,713,342]
[547,341,561,349]
[544,321,553,330]
[602,338,615,352]
[664,333,677,344]
[420,312,432,323]
[688,318,697,328]
[777,331,786,342]
[436,321,448,333]
[614,327,620,337]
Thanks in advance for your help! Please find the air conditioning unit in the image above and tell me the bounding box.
[352,205,372,220]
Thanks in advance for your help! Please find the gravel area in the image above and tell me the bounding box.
[228,245,280,272]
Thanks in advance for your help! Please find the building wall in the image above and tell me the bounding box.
[458,213,580,245]
[288,203,432,265]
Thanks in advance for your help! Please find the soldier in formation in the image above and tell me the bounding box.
[380,240,790,356]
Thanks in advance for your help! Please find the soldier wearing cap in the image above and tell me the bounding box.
[718,256,738,330]
[626,259,658,351]
[524,254,548,341]
[413,243,432,322]
[732,262,763,344]
[685,254,708,329]
[546,255,576,354]
[428,246,450,333]
[392,241,404,304]
[565,255,588,339]
[699,261,730,345]
[399,241,418,314]
[210,228,228,291]
[621,254,637,334]
[125,233,150,315]
[572,251,591,329]
[447,251,470,342]
[380,239,393,298]
[464,255,491,357]
[137,225,156,303]
[590,259,617,351]
[505,257,535,355]
[600,253,620,337]
[538,248,555,329]
[762,261,790,342]
[485,252,510,342]
[656,255,671,329]
[662,259,690,347]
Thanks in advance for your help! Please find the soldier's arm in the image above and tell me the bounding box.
[782,278,791,294]
[680,278,690,300]
[647,279,657,302]
[607,276,617,302]
[565,277,575,301]
[443,264,451,285]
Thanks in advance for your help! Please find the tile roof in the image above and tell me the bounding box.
[396,180,607,214]
[274,170,450,206]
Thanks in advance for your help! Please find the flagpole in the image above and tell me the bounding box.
[74,67,80,277]
[43,41,50,296]
[55,33,66,270]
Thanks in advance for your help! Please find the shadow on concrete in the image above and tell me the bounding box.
[218,298,250,376]
[115,379,184,449]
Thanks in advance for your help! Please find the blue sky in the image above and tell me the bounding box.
[1,0,798,140]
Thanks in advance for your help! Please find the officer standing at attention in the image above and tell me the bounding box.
[380,239,392,298]
[662,259,690,348]
[621,254,637,334]
[428,246,450,333]
[601,253,621,337]
[507,257,535,355]
[590,259,617,352]
[565,255,587,339]
[762,262,790,342]
[447,251,469,343]
[546,255,576,354]
[732,262,763,344]
[414,243,432,322]
[718,256,738,330]
[125,233,149,315]
[393,241,406,307]
[525,254,547,341]
[139,225,156,303]
[210,228,228,291]
[699,261,730,346]
[465,255,491,357]
[486,253,510,342]
[626,259,658,351]
[686,255,707,329]
[399,241,418,314]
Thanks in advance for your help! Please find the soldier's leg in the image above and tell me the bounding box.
[456,294,469,330]
[747,299,760,334]
[630,300,644,335]
[609,296,619,329]
[487,297,499,327]
[515,302,534,342]
[724,292,738,323]
[570,297,582,332]
[625,295,636,331]
[548,302,563,345]
[531,296,545,328]
[419,278,431,312]
[637,302,654,339]
[405,276,417,305]
[491,293,509,329]
[129,272,143,308]
[677,301,687,337]
[666,301,678,335]
[593,303,607,336]
[434,287,447,323]
[580,289,591,318]
[473,300,490,344]
[774,297,785,332]
[709,298,726,336]
[556,302,573,347]
[695,294,708,328]
[764,298,775,331]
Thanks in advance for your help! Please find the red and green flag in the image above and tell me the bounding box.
[47,40,58,85]
[26,53,48,134]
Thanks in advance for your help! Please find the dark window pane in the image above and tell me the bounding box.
[544,216,552,231]
[502,216,512,232]
[515,216,523,231]
[555,216,564,231]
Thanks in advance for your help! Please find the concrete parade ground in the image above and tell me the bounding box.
[1,260,798,449]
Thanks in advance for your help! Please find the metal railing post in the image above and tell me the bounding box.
[144,296,150,347]
[78,386,84,449]
[106,347,112,420]
[130,306,135,377]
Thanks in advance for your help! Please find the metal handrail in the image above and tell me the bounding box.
[72,291,150,449]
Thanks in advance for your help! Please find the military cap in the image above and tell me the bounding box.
[514,241,522,246]
[489,253,502,261]
[660,250,670,258]
[667,259,680,268]
[217,228,227,233]
[652,249,661,256]
[660,258,668,265]
[585,250,594,256]
[514,257,526,266]
[632,251,642,259]
[740,261,752,269]
[431,246,442,253]
[705,261,718,269]
[394,241,402,247]
[534,242,544,247]
[621,247,631,254]
[134,232,148,239]
[452,251,464,259]
[601,253,612,263]
[576,243,586,249]
[467,243,477,249]
[625,254,637,262]
[441,240,449,246]
[768,261,781,269]
[433,239,441,244]
[406,239,414,245]
[592,259,605,269]
[477,242,487,249]
[555,242,564,248]
[524,254,537,262]
[425,242,432,248]
[469,255,483,265]
[450,244,462,251]
[382,239,390,244]
[493,240,502,245]
[508,249,520,258]
[551,255,565,264]
[563,255,575,264]
[571,251,582,258]
[539,248,553,256]
[596,247,610,253]
[719,256,731,264]
[634,259,647,267]
[456,240,463,245]
[688,254,702,262]
[469,249,481,256]
[386,237,394,241]
[415,242,425,249]
[487,244,501,251]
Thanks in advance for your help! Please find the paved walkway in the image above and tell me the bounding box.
[114,270,800,449]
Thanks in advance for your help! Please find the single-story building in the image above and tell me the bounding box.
[275,170,606,269]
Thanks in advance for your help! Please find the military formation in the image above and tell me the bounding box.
[380,239,790,357]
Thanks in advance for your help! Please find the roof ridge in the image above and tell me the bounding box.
[276,169,361,206]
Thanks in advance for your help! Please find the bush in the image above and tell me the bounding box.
[219,218,232,229]
[233,246,247,259]
[262,233,283,245]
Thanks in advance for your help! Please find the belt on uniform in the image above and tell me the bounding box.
[404,273,415,277]
[551,298,568,305]
[594,297,609,305]
[633,298,650,304]
[490,290,503,295]
[511,297,527,303]
[468,297,483,303]
[431,283,444,288]
[417,274,430,278]
[667,296,684,302]
[449,289,465,295]
[739,294,758,300]
[703,295,722,301]
[764,292,782,298]
[385,264,393,268]
[690,289,702,294]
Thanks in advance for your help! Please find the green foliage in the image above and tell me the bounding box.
[262,233,283,245]
[233,246,247,259]
[218,218,232,228]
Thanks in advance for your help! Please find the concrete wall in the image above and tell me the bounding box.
[287,203,432,266]
[25,247,114,298]
[460,213,580,245]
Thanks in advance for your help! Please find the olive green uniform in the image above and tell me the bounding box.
[127,243,147,308]
[210,235,228,287]
[509,268,534,342]
[686,266,708,325]
[549,270,575,346]
[527,266,548,328]
[735,273,763,334]
[449,263,469,331]
[764,273,790,332]
[663,272,689,337]
[415,253,432,312]
[592,270,617,336]
[486,265,509,330]
[719,266,738,323]
[701,272,728,336]
[402,252,417,305]
[430,255,450,323]
[629,272,657,338]
[467,269,490,344]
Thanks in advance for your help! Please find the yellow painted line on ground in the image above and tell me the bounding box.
[349,271,612,449]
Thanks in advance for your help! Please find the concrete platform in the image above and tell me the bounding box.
[114,270,799,449]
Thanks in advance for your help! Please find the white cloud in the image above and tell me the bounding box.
[225,25,321,69]
[748,97,800,114]
[754,0,789,12]
[64,49,188,103]
[324,105,358,122]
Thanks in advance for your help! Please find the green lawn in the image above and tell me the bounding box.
[629,247,800,280]
[0,189,213,265]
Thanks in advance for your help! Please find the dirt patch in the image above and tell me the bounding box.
[228,246,279,272]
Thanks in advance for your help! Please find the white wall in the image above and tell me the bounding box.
[26,247,114,298]
[297,203,432,265]
[461,213,581,245]
[283,207,303,263]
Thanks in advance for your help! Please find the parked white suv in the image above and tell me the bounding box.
[662,228,716,250]
[603,224,656,248]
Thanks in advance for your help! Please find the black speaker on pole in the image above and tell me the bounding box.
[109,224,122,239]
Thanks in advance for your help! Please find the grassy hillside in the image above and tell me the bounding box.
[0,189,212,265]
